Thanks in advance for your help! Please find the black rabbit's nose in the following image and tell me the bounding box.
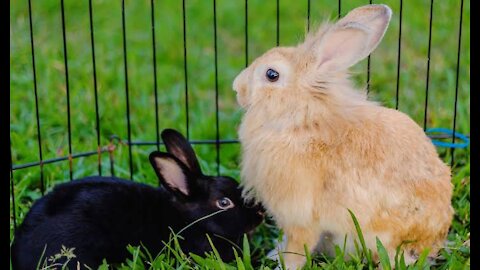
[256,205,266,217]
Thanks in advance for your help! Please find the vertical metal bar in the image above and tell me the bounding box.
[307,0,311,32]
[451,0,464,167]
[60,0,73,181]
[10,142,17,231]
[213,0,220,176]
[109,151,115,177]
[121,0,134,180]
[423,0,434,131]
[182,0,190,139]
[338,0,341,18]
[276,0,280,46]
[366,0,373,94]
[366,60,371,94]
[88,0,102,175]
[245,0,248,67]
[27,0,44,194]
[151,0,160,151]
[395,0,403,110]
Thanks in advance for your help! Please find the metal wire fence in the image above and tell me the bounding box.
[10,0,469,231]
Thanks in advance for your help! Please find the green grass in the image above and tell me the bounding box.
[10,0,469,269]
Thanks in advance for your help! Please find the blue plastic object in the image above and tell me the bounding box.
[426,128,470,149]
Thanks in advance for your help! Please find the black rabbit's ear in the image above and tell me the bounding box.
[161,129,202,175]
[149,151,194,197]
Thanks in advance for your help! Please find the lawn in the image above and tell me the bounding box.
[10,0,470,269]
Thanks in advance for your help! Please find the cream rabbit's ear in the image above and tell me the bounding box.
[311,4,392,73]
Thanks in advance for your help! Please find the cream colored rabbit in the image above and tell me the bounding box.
[233,4,453,269]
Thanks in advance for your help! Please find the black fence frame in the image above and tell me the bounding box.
[10,0,467,231]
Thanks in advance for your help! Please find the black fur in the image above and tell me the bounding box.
[11,129,264,270]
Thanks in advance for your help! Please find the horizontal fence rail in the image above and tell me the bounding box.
[11,137,240,171]
[10,133,469,171]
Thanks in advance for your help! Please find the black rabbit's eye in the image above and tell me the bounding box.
[266,68,279,82]
[216,197,234,210]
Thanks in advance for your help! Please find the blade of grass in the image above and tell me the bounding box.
[206,234,226,270]
[348,209,373,267]
[304,244,312,268]
[234,248,246,270]
[35,244,47,270]
[376,237,392,270]
[416,248,431,269]
[242,234,253,270]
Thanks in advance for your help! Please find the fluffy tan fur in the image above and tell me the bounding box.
[233,4,453,269]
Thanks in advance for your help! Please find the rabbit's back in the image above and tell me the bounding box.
[339,106,450,180]
[11,177,173,269]
[241,104,452,210]
[242,104,451,183]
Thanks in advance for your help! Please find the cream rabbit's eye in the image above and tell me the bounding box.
[216,197,234,210]
[266,68,279,82]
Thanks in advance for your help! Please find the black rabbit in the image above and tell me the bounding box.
[11,129,264,270]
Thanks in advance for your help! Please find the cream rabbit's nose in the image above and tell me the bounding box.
[232,68,249,93]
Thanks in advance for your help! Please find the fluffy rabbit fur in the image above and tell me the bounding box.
[233,4,453,269]
[11,129,264,270]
